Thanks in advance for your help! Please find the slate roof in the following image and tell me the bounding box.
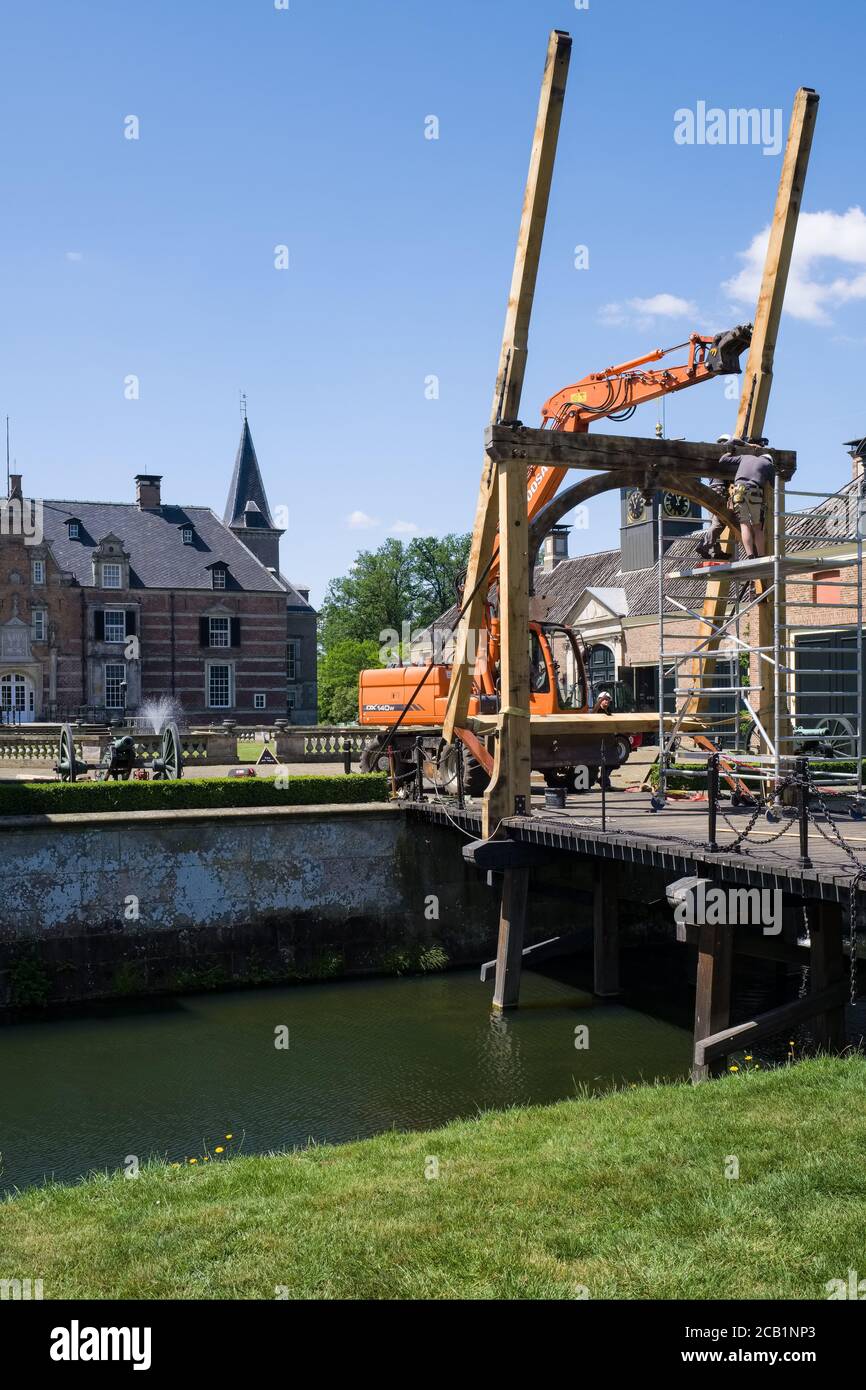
[278,572,315,611]
[40,500,287,593]
[224,420,279,531]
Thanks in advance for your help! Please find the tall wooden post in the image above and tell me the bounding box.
[443,30,571,746]
[492,863,529,1011]
[593,860,620,997]
[692,921,733,1083]
[488,454,533,1010]
[483,456,533,837]
[688,89,819,744]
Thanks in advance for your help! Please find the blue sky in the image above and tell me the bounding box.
[2,0,864,603]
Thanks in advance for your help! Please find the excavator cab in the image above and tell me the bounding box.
[529,624,587,713]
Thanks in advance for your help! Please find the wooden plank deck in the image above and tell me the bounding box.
[409,787,866,902]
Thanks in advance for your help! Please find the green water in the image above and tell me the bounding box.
[0,968,690,1193]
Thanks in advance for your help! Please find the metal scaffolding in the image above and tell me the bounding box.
[656,475,865,804]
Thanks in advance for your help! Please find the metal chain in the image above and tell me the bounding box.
[715,774,796,854]
[805,775,863,1005]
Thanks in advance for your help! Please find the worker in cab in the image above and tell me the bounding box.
[721,438,776,559]
[593,690,614,791]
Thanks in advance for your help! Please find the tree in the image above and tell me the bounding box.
[318,639,382,725]
[406,534,470,620]
[319,533,470,652]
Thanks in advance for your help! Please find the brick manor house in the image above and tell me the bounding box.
[0,420,317,724]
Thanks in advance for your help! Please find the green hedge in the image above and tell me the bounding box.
[0,774,390,818]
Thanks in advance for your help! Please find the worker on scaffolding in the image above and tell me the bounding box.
[721,437,776,559]
[695,434,735,560]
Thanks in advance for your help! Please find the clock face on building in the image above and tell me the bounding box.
[662,491,691,518]
[626,490,646,523]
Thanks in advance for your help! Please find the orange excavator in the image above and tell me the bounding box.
[358,325,752,791]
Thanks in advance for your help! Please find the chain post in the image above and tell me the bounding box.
[796,757,811,868]
[707,753,719,852]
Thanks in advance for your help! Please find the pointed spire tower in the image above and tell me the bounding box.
[223,417,284,572]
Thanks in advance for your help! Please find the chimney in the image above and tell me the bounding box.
[8,473,22,501]
[297,586,310,603]
[541,524,571,573]
[846,438,866,483]
[135,474,162,509]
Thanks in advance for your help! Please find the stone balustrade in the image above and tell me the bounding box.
[0,724,367,769]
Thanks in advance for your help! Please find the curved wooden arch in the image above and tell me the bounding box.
[528,470,741,569]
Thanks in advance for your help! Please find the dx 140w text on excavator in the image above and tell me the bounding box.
[357,324,752,794]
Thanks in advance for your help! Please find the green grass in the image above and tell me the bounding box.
[0,774,388,817]
[2,1057,865,1299]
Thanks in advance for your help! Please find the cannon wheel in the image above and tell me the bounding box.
[160,721,183,780]
[57,723,77,782]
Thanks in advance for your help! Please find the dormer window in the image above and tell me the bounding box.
[181,526,194,545]
[101,562,122,589]
[212,566,227,591]
[67,519,81,540]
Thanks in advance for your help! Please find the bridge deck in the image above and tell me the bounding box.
[410,788,866,902]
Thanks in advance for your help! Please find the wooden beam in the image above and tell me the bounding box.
[694,982,847,1068]
[470,712,707,738]
[485,424,797,478]
[593,860,620,996]
[443,30,571,745]
[492,865,530,1010]
[687,88,818,729]
[747,91,818,745]
[482,456,533,837]
[692,920,733,1083]
[737,89,820,442]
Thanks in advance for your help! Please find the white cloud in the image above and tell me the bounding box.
[390,520,419,535]
[346,510,379,530]
[724,207,866,325]
[627,293,697,317]
[65,251,83,262]
[597,292,697,328]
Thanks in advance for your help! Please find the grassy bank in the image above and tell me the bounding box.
[2,1057,865,1299]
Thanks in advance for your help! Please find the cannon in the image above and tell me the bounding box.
[54,722,183,782]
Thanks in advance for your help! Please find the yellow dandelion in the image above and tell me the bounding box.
[189,1158,197,1165]
[225,1134,233,1140]
[203,1156,210,1162]
[215,1146,224,1153]
[170,1163,180,1169]
[744,1054,753,1061]
[729,1064,739,1072]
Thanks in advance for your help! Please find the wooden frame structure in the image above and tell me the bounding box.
[448,49,823,1035]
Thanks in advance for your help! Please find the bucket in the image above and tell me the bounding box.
[544,787,567,810]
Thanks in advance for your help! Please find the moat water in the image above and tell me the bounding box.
[0,958,693,1193]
